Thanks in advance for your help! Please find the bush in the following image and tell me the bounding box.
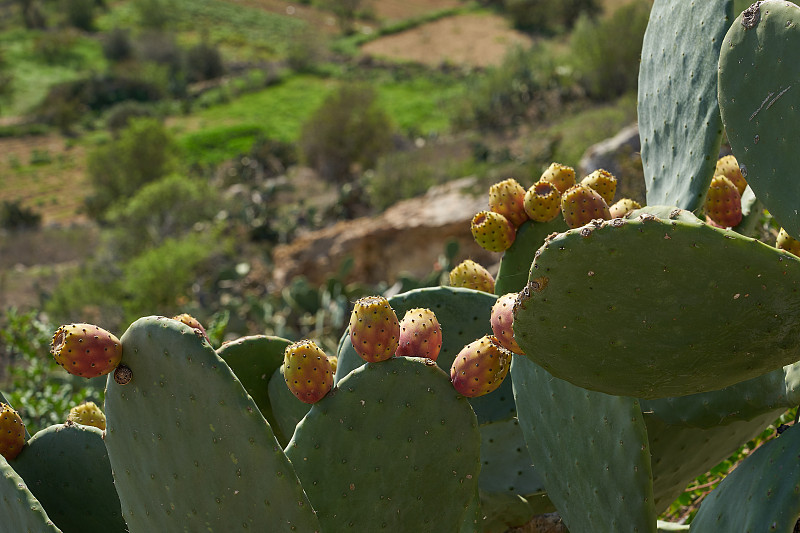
[299,84,393,184]
[1,200,42,230]
[32,29,78,64]
[104,100,155,135]
[185,41,224,83]
[504,0,600,34]
[101,27,133,62]
[569,0,651,100]
[132,0,176,30]
[84,118,178,219]
[64,0,97,31]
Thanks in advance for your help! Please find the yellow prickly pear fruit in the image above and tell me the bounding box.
[0,403,25,460]
[777,228,800,257]
[609,198,642,219]
[715,155,747,196]
[489,178,529,227]
[523,180,561,222]
[471,211,516,252]
[68,401,107,431]
[449,259,495,294]
[539,162,575,194]
[580,169,617,205]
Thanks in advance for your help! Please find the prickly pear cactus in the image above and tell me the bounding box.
[718,0,800,238]
[494,218,568,295]
[285,357,481,531]
[104,317,320,532]
[638,0,732,210]
[513,214,800,398]
[9,423,126,533]
[0,455,62,533]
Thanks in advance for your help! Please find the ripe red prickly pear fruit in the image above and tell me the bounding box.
[283,340,334,404]
[395,308,443,361]
[704,175,742,228]
[540,162,576,194]
[349,296,400,363]
[51,324,123,378]
[489,178,529,227]
[68,401,106,431]
[609,198,642,219]
[0,403,25,460]
[172,313,209,342]
[449,259,495,293]
[777,228,800,257]
[471,210,516,252]
[523,180,561,222]
[490,293,524,355]
[580,169,617,205]
[715,155,747,195]
[450,335,511,397]
[560,184,611,229]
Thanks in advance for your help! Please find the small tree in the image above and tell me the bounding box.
[299,84,393,184]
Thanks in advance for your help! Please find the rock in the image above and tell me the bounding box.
[271,177,498,288]
[578,123,646,204]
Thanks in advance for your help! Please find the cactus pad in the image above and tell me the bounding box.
[514,215,800,398]
[104,317,320,532]
[286,357,481,531]
[638,0,732,210]
[0,455,61,533]
[718,0,800,238]
[495,218,568,296]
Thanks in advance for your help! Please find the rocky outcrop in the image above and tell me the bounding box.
[578,123,646,204]
[271,177,497,287]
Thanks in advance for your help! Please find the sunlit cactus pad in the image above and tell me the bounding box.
[286,356,480,531]
[514,214,800,398]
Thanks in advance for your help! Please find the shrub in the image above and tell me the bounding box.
[64,0,96,31]
[104,100,155,136]
[569,0,651,100]
[504,0,600,34]
[185,41,224,83]
[0,200,42,230]
[286,26,326,74]
[101,27,133,62]
[132,0,176,30]
[299,83,393,184]
[32,29,78,64]
[84,118,178,219]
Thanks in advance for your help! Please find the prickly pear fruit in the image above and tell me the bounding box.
[395,308,443,361]
[327,355,338,375]
[715,155,747,196]
[67,401,106,430]
[776,228,800,257]
[490,293,523,355]
[349,296,400,363]
[449,259,495,293]
[560,184,611,229]
[540,162,575,194]
[523,180,561,222]
[283,340,334,404]
[450,335,511,397]
[172,313,209,341]
[0,403,25,460]
[610,198,642,219]
[580,169,617,205]
[704,175,742,228]
[489,178,528,227]
[50,323,123,378]
[471,210,516,252]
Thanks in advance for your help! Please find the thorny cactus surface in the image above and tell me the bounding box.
[2,2,800,532]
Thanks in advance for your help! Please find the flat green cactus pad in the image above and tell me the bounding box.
[691,423,800,531]
[638,0,732,210]
[0,455,62,533]
[718,0,800,238]
[266,364,311,444]
[514,214,800,398]
[286,357,481,532]
[9,423,126,533]
[495,218,568,296]
[216,335,291,444]
[511,356,656,533]
[104,317,320,533]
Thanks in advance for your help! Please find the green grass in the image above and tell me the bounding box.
[180,124,265,166]
[376,76,465,136]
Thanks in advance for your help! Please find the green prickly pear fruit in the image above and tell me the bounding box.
[489,178,528,227]
[523,180,561,222]
[172,313,209,342]
[704,175,742,228]
[540,162,575,194]
[776,228,800,257]
[471,210,516,252]
[0,403,25,460]
[490,293,523,355]
[283,340,334,404]
[50,323,123,378]
[448,259,495,293]
[67,401,106,430]
[450,335,511,397]
[395,307,443,361]
[610,198,642,219]
[715,155,747,196]
[580,169,617,205]
[349,296,401,363]
[560,184,611,229]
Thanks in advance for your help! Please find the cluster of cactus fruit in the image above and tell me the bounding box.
[2,1,800,531]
